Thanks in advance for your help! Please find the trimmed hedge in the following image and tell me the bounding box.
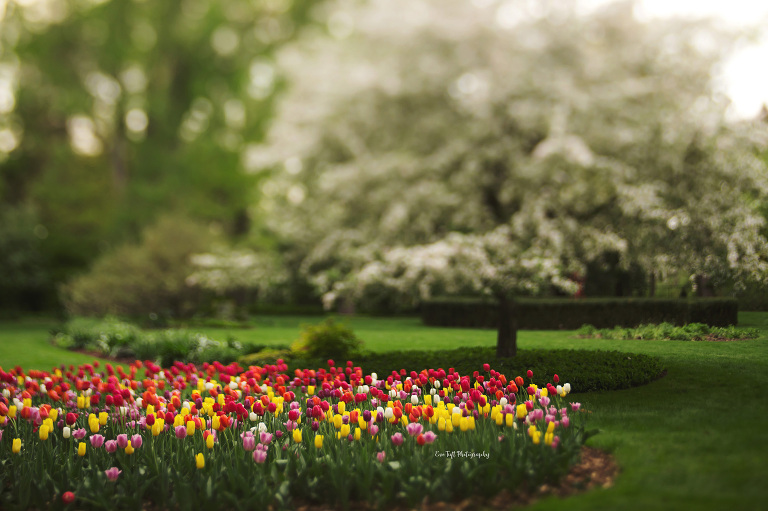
[421,297,738,329]
[287,348,664,393]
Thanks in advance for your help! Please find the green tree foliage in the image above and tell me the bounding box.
[0,0,320,300]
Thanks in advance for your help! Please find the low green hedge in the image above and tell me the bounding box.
[285,347,664,393]
[421,297,738,329]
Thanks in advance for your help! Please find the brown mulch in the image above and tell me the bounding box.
[292,446,618,511]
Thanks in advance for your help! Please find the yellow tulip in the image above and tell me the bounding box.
[78,442,86,457]
[358,417,367,429]
[196,453,205,469]
[12,438,21,453]
[39,425,49,441]
[354,428,361,441]
[460,417,469,432]
[340,424,350,438]
[314,435,323,449]
[516,404,528,419]
[206,434,215,449]
[451,414,461,427]
[212,415,220,430]
[307,386,315,395]
[77,396,85,409]
[424,395,432,405]
[333,415,343,430]
[99,412,108,426]
[89,419,99,433]
[445,421,454,433]
[293,429,302,443]
[9,405,16,418]
[186,420,195,437]
[544,432,554,446]
[496,413,504,426]
[438,418,446,431]
[338,402,345,414]
[49,409,58,422]
[147,405,155,416]
[547,421,555,434]
[505,414,515,427]
[125,441,134,455]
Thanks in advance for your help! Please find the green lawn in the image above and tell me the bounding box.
[1,313,766,510]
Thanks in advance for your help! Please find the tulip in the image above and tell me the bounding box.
[377,451,386,463]
[369,424,379,436]
[12,438,21,454]
[78,442,86,457]
[39,425,49,441]
[116,434,128,449]
[62,492,75,504]
[131,434,143,449]
[570,402,580,411]
[195,453,205,469]
[243,433,256,451]
[175,426,187,439]
[314,435,323,449]
[406,423,423,436]
[105,467,122,481]
[90,434,105,448]
[423,431,437,444]
[62,426,71,439]
[105,440,117,453]
[253,449,267,463]
[125,441,134,455]
[73,428,86,440]
[259,431,273,445]
[186,420,195,437]
[99,412,108,426]
[391,432,404,446]
[292,429,302,443]
[206,434,215,449]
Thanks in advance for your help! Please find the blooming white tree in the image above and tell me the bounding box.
[250,0,768,355]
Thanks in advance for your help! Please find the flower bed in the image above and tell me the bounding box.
[0,360,587,510]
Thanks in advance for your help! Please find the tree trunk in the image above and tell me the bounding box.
[496,294,518,358]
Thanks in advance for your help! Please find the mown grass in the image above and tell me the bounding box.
[0,313,766,510]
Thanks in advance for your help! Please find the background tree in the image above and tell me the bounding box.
[0,0,320,305]
[250,0,768,355]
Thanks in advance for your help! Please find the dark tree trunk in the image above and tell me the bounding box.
[496,293,518,358]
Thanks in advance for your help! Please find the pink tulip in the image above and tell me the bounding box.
[406,423,423,437]
[422,431,437,444]
[73,428,87,440]
[105,467,122,481]
[259,432,273,445]
[131,434,142,449]
[89,434,105,448]
[243,434,256,452]
[116,434,128,449]
[105,440,117,453]
[570,402,581,412]
[369,424,379,436]
[253,449,267,464]
[391,433,404,446]
[376,451,386,463]
[175,426,187,439]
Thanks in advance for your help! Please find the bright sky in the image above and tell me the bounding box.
[582,0,768,119]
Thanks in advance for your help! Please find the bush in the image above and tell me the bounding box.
[61,216,215,320]
[421,297,738,329]
[289,347,664,393]
[576,322,759,341]
[291,318,363,360]
[53,317,247,365]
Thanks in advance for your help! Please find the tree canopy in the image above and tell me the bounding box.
[251,0,768,313]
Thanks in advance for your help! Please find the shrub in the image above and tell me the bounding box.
[421,297,739,329]
[61,216,215,319]
[291,318,363,360]
[576,322,759,341]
